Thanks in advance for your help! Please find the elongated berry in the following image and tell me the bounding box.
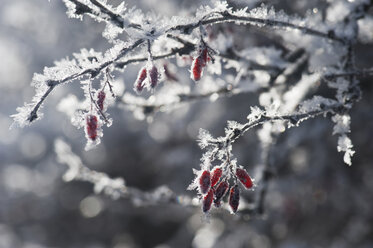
[235,168,253,189]
[96,91,106,111]
[134,67,147,93]
[149,65,159,88]
[199,170,211,194]
[210,167,222,187]
[229,185,240,213]
[86,115,98,141]
[202,188,214,213]
[191,57,203,81]
[214,181,229,207]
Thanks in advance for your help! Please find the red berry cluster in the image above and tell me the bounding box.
[86,114,98,141]
[133,43,213,94]
[133,64,160,94]
[191,47,212,81]
[198,167,253,214]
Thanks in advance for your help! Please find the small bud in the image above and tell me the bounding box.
[202,188,214,213]
[134,67,147,93]
[86,115,98,141]
[149,65,159,88]
[96,91,106,111]
[199,170,211,194]
[229,185,240,213]
[214,181,229,207]
[191,57,203,81]
[235,168,253,189]
[210,167,222,187]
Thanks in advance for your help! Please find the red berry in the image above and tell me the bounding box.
[210,167,222,187]
[229,185,240,213]
[96,91,106,111]
[202,188,214,213]
[199,170,211,194]
[134,67,147,93]
[235,168,253,189]
[214,181,229,207]
[191,57,203,81]
[86,115,98,141]
[149,65,159,88]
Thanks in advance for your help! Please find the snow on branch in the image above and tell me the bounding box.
[55,138,193,206]
[13,1,355,129]
[12,0,373,217]
[199,99,344,151]
[54,138,259,215]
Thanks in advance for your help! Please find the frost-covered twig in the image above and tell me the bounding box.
[54,139,195,206]
[13,39,145,125]
[215,103,344,148]
[65,0,141,29]
[14,1,351,127]
[169,11,345,43]
[119,47,307,118]
[54,138,261,214]
[116,35,282,72]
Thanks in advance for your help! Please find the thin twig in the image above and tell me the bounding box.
[26,39,145,123]
[169,11,345,43]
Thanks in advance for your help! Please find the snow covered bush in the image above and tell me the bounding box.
[11,0,373,218]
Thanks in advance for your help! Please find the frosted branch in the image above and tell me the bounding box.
[12,39,145,127]
[215,102,344,149]
[54,138,260,215]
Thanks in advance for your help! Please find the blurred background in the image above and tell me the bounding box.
[0,0,373,247]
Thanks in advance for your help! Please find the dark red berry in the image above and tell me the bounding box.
[214,181,229,207]
[229,185,240,213]
[235,168,253,189]
[134,67,147,93]
[86,115,98,141]
[191,57,203,81]
[199,170,211,194]
[210,167,222,187]
[202,188,214,213]
[149,65,159,88]
[96,91,106,111]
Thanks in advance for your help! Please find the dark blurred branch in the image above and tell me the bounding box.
[120,84,238,116]
[324,69,373,79]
